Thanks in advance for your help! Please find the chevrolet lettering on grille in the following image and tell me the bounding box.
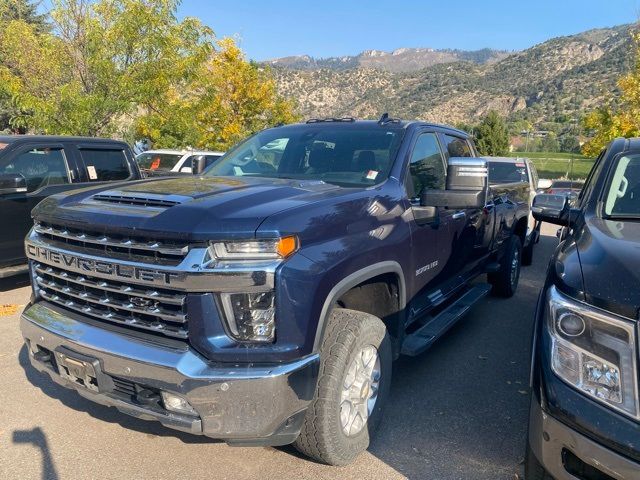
[26,244,180,285]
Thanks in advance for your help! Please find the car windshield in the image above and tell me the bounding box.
[204,124,405,187]
[136,152,183,171]
[604,153,640,218]
[488,162,528,184]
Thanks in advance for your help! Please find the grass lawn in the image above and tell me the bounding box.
[504,151,594,179]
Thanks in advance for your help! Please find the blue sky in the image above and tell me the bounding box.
[179,0,640,60]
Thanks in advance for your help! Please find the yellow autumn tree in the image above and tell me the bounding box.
[0,0,298,144]
[582,27,640,156]
[136,38,299,150]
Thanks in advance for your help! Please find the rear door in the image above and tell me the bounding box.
[438,133,487,277]
[70,143,136,184]
[0,143,75,265]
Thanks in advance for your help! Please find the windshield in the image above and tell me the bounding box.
[488,162,528,184]
[604,153,640,217]
[204,125,405,187]
[136,152,183,171]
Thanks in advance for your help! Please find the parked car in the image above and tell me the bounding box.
[136,149,224,176]
[0,135,142,278]
[21,117,530,466]
[527,137,640,479]
[487,157,541,265]
[544,179,584,197]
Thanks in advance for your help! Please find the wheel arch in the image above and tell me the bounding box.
[312,261,406,352]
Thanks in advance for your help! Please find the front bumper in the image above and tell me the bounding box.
[528,400,640,479]
[21,302,319,446]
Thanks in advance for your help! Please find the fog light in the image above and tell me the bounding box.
[161,392,197,415]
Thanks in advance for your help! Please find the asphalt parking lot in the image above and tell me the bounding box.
[0,224,558,480]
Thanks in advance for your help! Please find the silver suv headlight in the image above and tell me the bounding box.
[546,286,639,419]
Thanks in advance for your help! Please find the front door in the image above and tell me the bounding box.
[405,131,454,310]
[0,144,74,266]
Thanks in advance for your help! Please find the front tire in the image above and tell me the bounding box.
[294,308,392,466]
[488,235,522,298]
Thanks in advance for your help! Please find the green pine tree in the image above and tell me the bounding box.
[474,111,510,156]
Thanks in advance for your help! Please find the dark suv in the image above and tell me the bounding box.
[527,137,640,479]
[0,136,141,277]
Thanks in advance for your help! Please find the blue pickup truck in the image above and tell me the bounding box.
[20,117,530,465]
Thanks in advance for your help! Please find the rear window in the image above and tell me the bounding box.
[137,152,183,171]
[80,149,130,181]
[488,162,528,184]
[442,134,472,157]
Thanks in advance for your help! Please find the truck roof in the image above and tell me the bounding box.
[0,134,129,146]
[282,119,471,138]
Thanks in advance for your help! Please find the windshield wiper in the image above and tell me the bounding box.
[604,214,640,221]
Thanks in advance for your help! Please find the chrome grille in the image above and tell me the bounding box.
[34,222,190,264]
[33,262,188,340]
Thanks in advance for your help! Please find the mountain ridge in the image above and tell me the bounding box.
[271,24,635,127]
[266,47,511,72]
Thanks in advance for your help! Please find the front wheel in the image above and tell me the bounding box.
[488,235,522,298]
[294,308,392,466]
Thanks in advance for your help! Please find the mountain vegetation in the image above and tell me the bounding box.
[272,25,635,142]
[582,28,640,155]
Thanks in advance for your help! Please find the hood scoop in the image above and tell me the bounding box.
[91,192,191,209]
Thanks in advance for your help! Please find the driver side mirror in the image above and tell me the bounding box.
[532,193,571,225]
[191,155,207,175]
[0,173,27,195]
[420,157,488,209]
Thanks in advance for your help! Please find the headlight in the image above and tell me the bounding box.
[220,291,275,342]
[546,286,639,419]
[211,236,298,260]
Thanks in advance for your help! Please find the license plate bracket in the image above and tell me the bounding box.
[54,348,101,393]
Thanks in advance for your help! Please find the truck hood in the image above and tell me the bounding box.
[576,217,640,320]
[32,176,346,241]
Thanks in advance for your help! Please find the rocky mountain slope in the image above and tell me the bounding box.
[271,25,634,125]
[267,47,510,72]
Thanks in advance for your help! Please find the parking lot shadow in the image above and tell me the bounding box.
[17,345,221,445]
[0,272,30,292]
[12,427,59,480]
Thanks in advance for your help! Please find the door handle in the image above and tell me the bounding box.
[452,211,466,220]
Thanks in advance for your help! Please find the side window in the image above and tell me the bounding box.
[1,147,69,192]
[204,155,222,168]
[79,149,130,181]
[442,134,472,158]
[407,133,446,198]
